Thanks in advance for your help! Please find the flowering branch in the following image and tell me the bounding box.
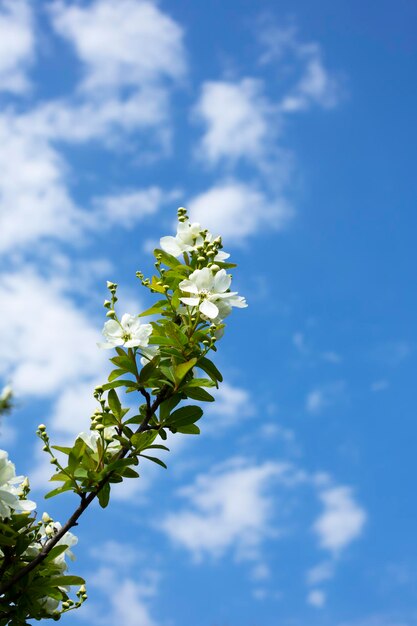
[0,208,247,622]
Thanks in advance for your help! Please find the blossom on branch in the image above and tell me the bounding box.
[98,313,152,349]
[0,450,36,519]
[179,267,247,319]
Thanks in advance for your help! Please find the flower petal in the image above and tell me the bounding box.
[160,236,183,257]
[200,299,219,319]
[213,269,231,293]
[180,297,199,306]
[179,279,198,294]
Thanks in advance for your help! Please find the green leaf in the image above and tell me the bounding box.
[197,356,223,383]
[159,395,181,420]
[153,248,181,268]
[108,368,126,382]
[149,335,174,346]
[139,358,159,384]
[139,299,167,317]
[174,357,197,385]
[183,386,215,402]
[176,424,200,435]
[160,365,176,384]
[150,276,166,293]
[139,454,167,469]
[110,354,137,375]
[131,430,158,451]
[0,534,17,546]
[98,483,110,508]
[44,545,69,563]
[186,378,216,388]
[121,467,140,479]
[102,379,138,391]
[68,438,87,472]
[108,388,122,417]
[168,405,203,426]
[50,575,86,587]
[44,483,74,499]
[50,445,72,455]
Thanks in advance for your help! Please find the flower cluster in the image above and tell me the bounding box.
[0,449,36,519]
[160,216,230,262]
[98,209,247,351]
[179,267,247,320]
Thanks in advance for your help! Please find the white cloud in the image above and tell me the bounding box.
[93,187,164,228]
[0,268,106,397]
[371,379,389,392]
[305,381,345,414]
[258,23,341,112]
[0,116,85,255]
[195,78,275,164]
[313,486,366,553]
[49,0,186,92]
[86,549,161,626]
[306,560,334,586]
[0,0,34,93]
[160,458,294,561]
[203,382,254,433]
[188,180,292,244]
[307,589,326,608]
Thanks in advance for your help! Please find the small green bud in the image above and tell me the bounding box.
[42,512,52,523]
[106,310,116,319]
[197,256,206,263]
[38,424,46,431]
[50,457,58,465]
[210,264,220,272]
[103,300,111,308]
[42,445,48,452]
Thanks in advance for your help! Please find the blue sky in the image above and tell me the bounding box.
[1,0,416,624]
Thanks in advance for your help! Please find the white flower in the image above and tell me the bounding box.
[0,385,12,403]
[160,218,230,261]
[179,268,247,320]
[40,596,60,615]
[0,450,36,519]
[77,427,120,453]
[160,219,205,257]
[140,345,159,367]
[50,522,78,568]
[98,313,152,350]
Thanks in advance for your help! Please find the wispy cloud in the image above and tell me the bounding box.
[159,458,295,562]
[194,78,276,166]
[49,0,186,92]
[313,485,366,553]
[258,22,343,112]
[305,381,346,414]
[188,180,292,244]
[84,541,161,626]
[0,0,34,94]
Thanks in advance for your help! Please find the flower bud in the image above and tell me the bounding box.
[210,264,220,272]
[50,457,58,465]
[38,424,46,431]
[103,299,111,308]
[21,477,29,490]
[42,512,52,523]
[106,310,116,319]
